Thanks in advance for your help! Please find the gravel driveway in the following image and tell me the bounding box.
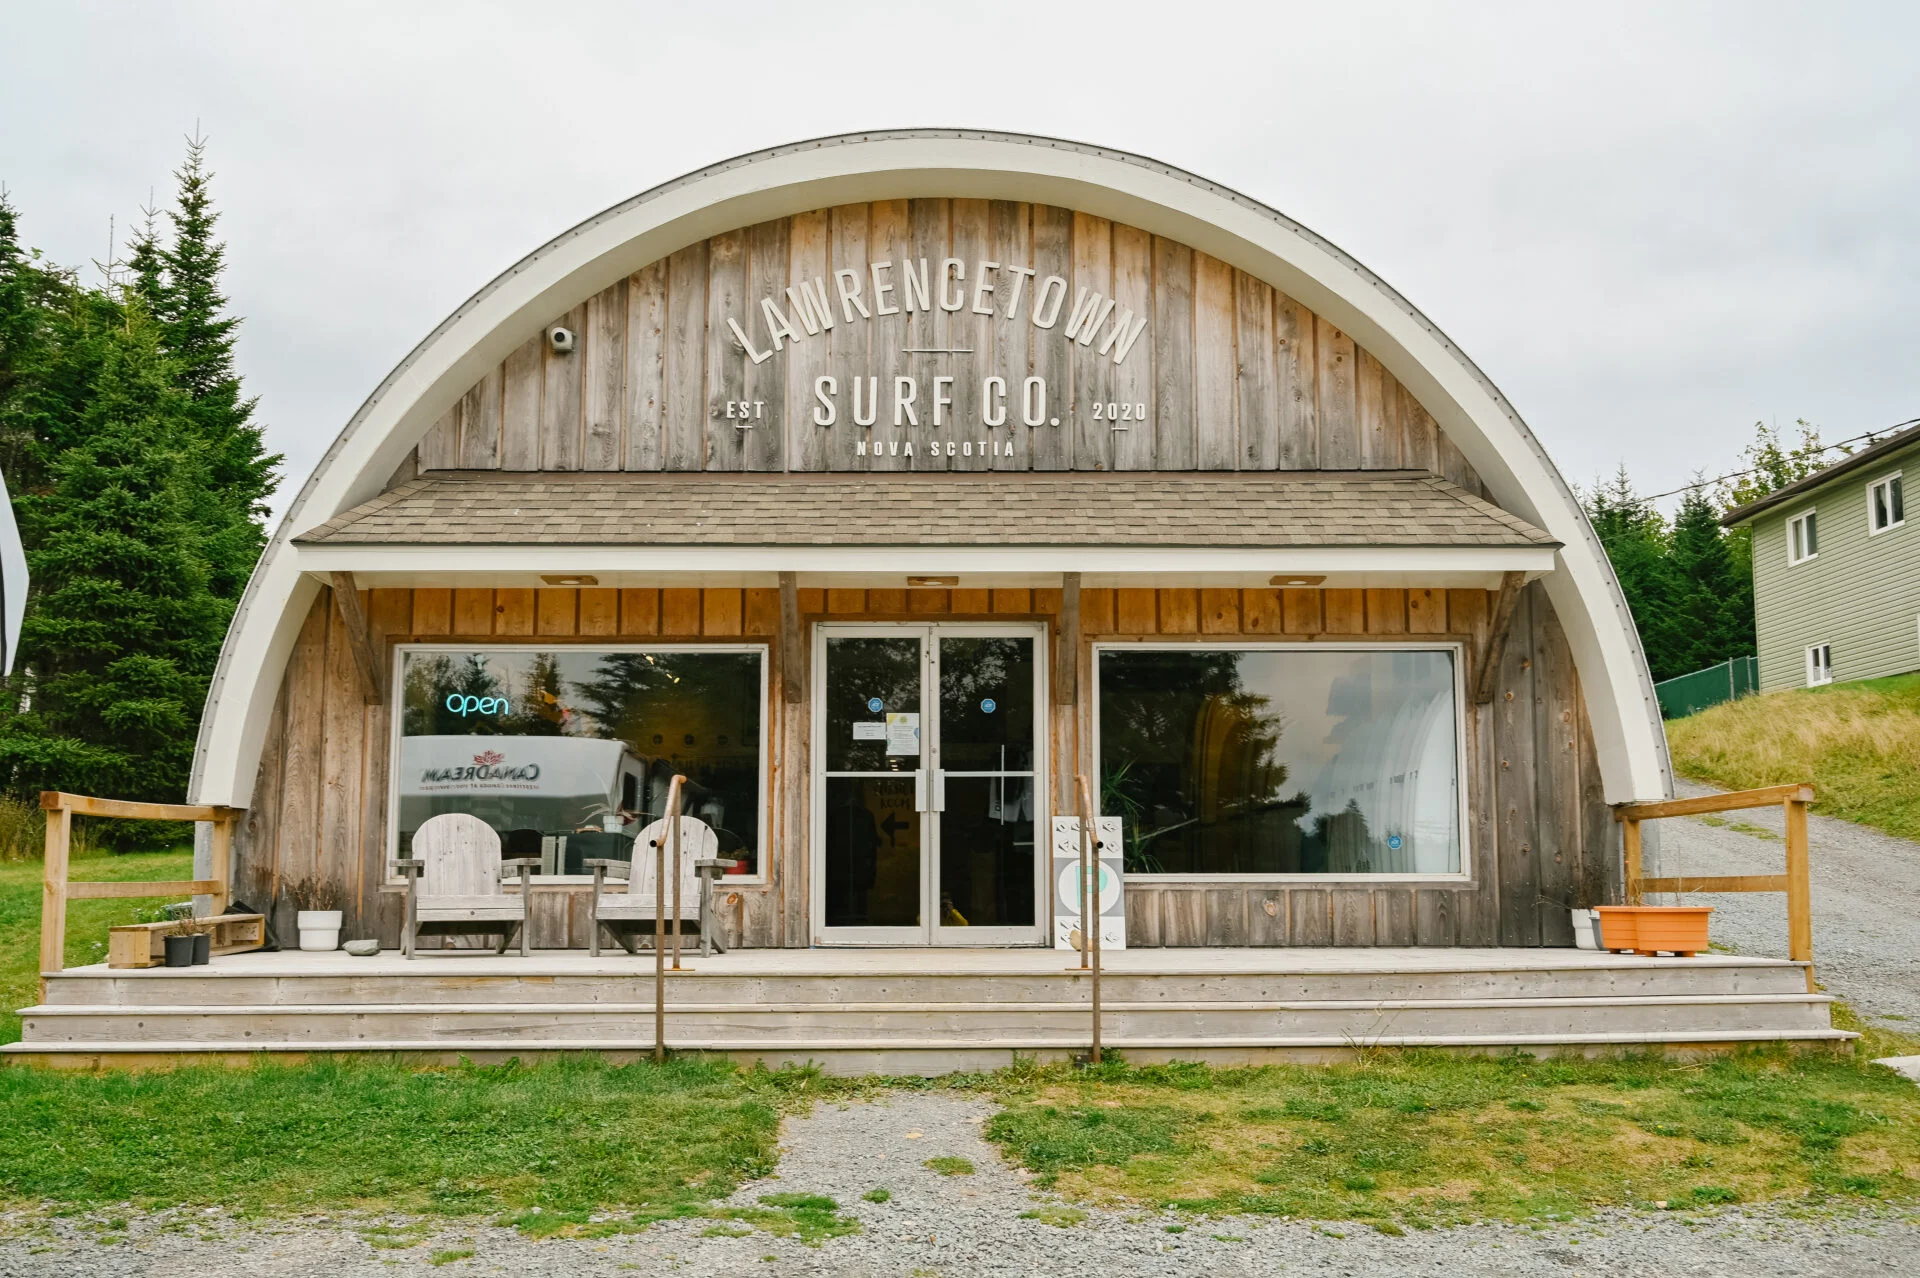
[1651,780,1920,1025]
[3,1094,1915,1276]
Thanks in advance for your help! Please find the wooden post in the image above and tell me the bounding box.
[329,571,387,704]
[1784,795,1814,992]
[39,799,72,990]
[778,571,803,704]
[1472,570,1526,704]
[208,816,234,915]
[1055,573,1081,706]
[1622,816,1643,906]
[1076,774,1101,1066]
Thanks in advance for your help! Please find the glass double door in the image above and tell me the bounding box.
[814,623,1046,945]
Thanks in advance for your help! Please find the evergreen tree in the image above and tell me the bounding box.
[151,136,279,601]
[1583,467,1685,680]
[0,301,229,812]
[1667,484,1753,672]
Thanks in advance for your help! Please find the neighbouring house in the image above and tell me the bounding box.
[1724,421,1920,691]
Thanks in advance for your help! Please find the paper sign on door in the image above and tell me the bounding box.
[852,722,886,741]
[885,712,920,755]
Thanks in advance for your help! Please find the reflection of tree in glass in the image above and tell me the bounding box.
[1100,652,1288,872]
[1312,799,1374,873]
[571,652,763,860]
[506,652,574,737]
[402,653,509,736]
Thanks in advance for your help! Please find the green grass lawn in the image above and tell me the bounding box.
[0,848,195,1044]
[983,1033,1920,1229]
[1666,671,1920,840]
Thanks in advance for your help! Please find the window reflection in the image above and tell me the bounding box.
[396,648,763,874]
[1098,648,1460,876]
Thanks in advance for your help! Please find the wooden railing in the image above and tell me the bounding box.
[1614,782,1815,991]
[1074,774,1102,1066]
[653,774,686,1064]
[39,792,242,983]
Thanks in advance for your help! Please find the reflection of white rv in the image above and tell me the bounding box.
[399,736,647,850]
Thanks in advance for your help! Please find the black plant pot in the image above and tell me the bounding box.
[192,933,211,965]
[164,935,195,968]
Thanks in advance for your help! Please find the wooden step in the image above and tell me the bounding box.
[17,992,1838,1047]
[0,1025,1858,1078]
[36,960,1817,1008]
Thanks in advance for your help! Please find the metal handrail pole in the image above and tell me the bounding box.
[670,791,685,971]
[655,776,684,1065]
[1076,774,1101,1065]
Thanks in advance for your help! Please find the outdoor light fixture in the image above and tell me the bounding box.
[540,574,599,585]
[907,576,960,586]
[1269,575,1327,586]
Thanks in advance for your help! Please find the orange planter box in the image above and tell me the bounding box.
[1594,906,1713,956]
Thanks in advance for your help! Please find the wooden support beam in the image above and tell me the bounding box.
[329,571,386,704]
[1472,570,1526,704]
[67,879,225,900]
[1784,796,1814,990]
[1640,874,1789,895]
[778,571,803,704]
[1614,783,1815,822]
[1622,817,1643,906]
[39,792,240,823]
[40,802,70,983]
[1056,572,1081,705]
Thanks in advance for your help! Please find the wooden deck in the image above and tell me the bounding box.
[7,946,1848,1074]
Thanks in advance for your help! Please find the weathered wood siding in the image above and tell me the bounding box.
[412,200,1481,486]
[233,582,1612,950]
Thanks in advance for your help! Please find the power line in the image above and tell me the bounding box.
[1633,416,1920,506]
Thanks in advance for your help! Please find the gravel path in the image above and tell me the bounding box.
[1653,780,1920,1025]
[3,1094,1916,1276]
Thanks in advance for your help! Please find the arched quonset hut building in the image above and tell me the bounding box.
[196,131,1674,953]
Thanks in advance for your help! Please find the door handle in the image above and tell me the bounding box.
[914,770,946,813]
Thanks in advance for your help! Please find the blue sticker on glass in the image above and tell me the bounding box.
[867,697,884,713]
[980,698,997,714]
[1387,834,1404,851]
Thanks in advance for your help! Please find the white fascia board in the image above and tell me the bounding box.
[292,543,1557,581]
[192,132,1668,809]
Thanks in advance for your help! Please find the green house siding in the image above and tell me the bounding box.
[1751,438,1920,691]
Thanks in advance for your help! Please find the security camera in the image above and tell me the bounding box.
[548,326,576,354]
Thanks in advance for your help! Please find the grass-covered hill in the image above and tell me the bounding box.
[1666,671,1920,841]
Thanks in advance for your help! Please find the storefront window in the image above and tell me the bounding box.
[1098,646,1461,876]
[394,646,765,876]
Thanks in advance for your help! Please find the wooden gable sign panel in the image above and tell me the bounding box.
[416,200,1482,488]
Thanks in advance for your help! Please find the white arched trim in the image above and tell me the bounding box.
[190,130,1670,808]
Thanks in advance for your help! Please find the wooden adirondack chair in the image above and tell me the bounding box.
[587,816,737,956]
[391,813,539,957]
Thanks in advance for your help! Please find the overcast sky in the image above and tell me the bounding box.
[4,1,1915,521]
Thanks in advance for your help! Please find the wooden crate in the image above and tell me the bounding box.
[107,915,267,969]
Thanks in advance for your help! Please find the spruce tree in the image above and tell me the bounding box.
[153,136,279,601]
[1667,485,1753,672]
[1584,467,1684,680]
[0,300,229,810]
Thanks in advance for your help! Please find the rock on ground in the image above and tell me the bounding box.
[1,1094,1915,1276]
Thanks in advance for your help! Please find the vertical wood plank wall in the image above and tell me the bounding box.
[233,581,1611,950]
[413,201,1482,488]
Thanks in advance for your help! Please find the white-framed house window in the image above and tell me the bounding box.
[1868,472,1905,535]
[1787,509,1819,564]
[1805,643,1833,687]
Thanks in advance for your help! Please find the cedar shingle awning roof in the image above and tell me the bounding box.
[296,470,1558,549]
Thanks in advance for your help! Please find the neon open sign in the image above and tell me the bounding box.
[445,694,511,716]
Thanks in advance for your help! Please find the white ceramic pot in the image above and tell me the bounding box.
[297,909,344,952]
[1570,907,1602,950]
